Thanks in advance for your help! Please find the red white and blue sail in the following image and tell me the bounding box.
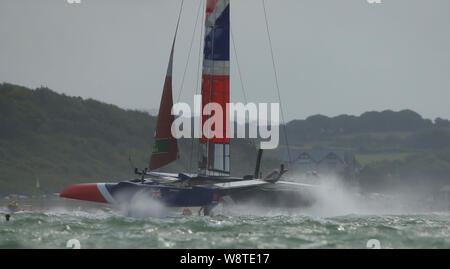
[200,0,230,176]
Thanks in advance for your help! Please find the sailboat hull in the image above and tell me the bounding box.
[60,182,220,207]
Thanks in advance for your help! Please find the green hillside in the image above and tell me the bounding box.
[0,83,275,195]
[280,111,450,192]
[1,83,450,195]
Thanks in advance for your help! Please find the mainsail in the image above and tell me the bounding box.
[199,0,230,176]
[149,41,179,170]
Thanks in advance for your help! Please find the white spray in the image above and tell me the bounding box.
[115,190,171,218]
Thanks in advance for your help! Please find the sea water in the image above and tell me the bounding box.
[1,199,449,249]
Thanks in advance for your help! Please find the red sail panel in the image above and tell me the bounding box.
[201,74,230,144]
[149,45,179,170]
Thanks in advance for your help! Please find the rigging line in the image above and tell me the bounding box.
[173,0,185,41]
[176,0,204,103]
[230,27,248,104]
[195,0,205,95]
[262,0,292,164]
[190,0,206,173]
[231,26,257,149]
[173,0,191,173]
[206,1,218,176]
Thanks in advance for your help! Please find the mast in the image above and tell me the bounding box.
[198,0,230,176]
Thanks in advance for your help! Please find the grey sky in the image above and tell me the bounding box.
[1,0,449,122]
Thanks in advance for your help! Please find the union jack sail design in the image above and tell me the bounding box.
[199,0,230,176]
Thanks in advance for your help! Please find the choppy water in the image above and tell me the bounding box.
[1,204,449,249]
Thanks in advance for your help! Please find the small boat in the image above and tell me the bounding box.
[60,0,317,215]
[8,201,20,212]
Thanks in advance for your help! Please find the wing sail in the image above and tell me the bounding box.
[199,0,231,176]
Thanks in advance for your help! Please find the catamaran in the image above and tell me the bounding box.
[60,0,317,215]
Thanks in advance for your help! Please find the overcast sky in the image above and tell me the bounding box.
[1,0,449,122]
